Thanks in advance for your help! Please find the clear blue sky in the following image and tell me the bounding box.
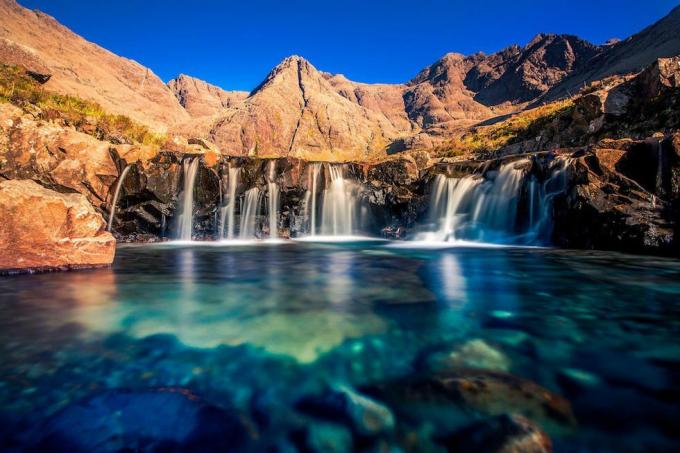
[17,0,680,91]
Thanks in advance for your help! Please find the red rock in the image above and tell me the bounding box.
[0,179,115,273]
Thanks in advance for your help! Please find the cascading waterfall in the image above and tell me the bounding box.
[524,157,570,240]
[178,158,200,241]
[107,164,131,232]
[266,161,280,239]
[656,140,664,197]
[320,165,358,236]
[304,163,322,235]
[239,187,263,238]
[219,166,240,239]
[422,158,570,244]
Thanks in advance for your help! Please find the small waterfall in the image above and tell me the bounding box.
[178,157,200,241]
[320,164,358,236]
[107,164,131,232]
[525,157,570,240]
[239,187,263,238]
[422,158,569,244]
[266,161,280,239]
[219,166,240,239]
[655,140,664,197]
[305,163,322,235]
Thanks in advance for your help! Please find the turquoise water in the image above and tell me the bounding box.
[0,242,679,451]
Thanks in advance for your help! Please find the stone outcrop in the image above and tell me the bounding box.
[168,74,248,118]
[0,179,115,273]
[0,0,189,131]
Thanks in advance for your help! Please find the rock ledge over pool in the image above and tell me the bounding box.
[0,179,115,274]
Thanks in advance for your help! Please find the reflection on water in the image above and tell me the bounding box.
[1,243,679,451]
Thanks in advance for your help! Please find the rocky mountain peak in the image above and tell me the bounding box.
[168,74,248,118]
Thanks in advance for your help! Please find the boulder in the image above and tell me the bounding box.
[439,414,552,453]
[637,56,680,99]
[36,388,255,452]
[0,179,115,273]
[296,385,395,437]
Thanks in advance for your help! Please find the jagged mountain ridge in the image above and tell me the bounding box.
[1,0,679,159]
[168,74,248,118]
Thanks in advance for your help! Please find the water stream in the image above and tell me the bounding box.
[267,161,280,239]
[422,158,570,244]
[178,158,200,241]
[107,165,131,232]
[219,166,240,239]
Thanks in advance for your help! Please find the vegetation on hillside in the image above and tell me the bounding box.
[0,64,165,147]
[433,100,575,158]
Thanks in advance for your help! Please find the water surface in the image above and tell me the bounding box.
[0,242,678,451]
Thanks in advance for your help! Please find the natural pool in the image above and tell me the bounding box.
[0,241,679,451]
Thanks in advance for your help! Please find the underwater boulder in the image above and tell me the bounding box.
[438,413,552,453]
[36,388,255,452]
[295,385,395,437]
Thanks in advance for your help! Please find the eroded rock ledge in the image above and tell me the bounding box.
[0,179,115,274]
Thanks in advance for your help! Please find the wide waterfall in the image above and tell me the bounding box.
[178,158,200,240]
[240,187,263,239]
[320,165,358,236]
[107,164,131,232]
[267,161,280,239]
[422,158,569,244]
[219,166,240,239]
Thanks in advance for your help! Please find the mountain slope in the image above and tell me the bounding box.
[168,74,248,118]
[544,5,680,100]
[0,0,188,131]
[203,56,405,161]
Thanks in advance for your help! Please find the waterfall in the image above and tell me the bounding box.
[305,163,321,235]
[178,157,200,241]
[422,158,569,244]
[239,187,262,238]
[656,140,664,197]
[525,157,570,240]
[267,161,280,239]
[320,164,358,236]
[219,166,240,239]
[107,164,131,232]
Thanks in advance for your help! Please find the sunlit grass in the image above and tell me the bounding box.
[0,64,165,147]
[434,99,575,158]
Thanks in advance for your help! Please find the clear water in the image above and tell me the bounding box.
[0,242,679,451]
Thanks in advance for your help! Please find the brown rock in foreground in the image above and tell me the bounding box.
[0,179,115,273]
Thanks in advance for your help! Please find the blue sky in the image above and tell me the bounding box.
[18,0,679,91]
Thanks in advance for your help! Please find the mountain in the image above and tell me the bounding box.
[1,0,678,158]
[168,74,248,118]
[544,5,680,100]
[0,0,188,131]
[199,56,405,161]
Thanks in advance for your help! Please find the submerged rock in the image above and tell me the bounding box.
[0,179,115,273]
[364,369,575,434]
[425,339,512,373]
[439,414,552,453]
[296,385,395,437]
[36,388,255,452]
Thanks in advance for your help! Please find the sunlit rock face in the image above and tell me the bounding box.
[0,179,115,273]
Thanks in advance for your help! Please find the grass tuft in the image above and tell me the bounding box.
[0,64,165,148]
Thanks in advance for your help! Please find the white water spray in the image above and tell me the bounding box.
[267,161,280,239]
[320,165,358,236]
[240,187,262,238]
[178,158,200,240]
[219,166,240,239]
[107,165,131,232]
